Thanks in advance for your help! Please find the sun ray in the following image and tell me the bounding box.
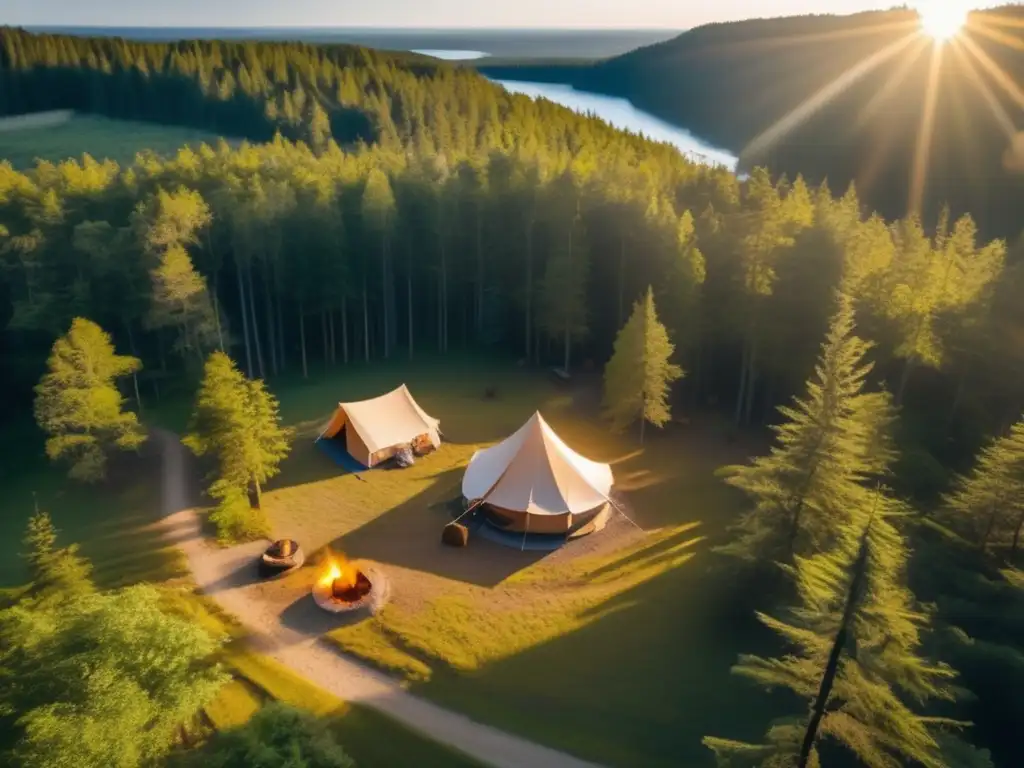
[968,21,1024,54]
[950,41,1017,140]
[741,32,919,163]
[908,41,944,215]
[854,36,931,130]
[959,34,1024,109]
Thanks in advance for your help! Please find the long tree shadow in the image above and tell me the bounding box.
[411,548,788,768]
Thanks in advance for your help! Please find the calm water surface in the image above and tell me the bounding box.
[492,79,738,171]
[412,49,489,60]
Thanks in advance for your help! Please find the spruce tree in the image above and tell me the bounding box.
[33,318,146,482]
[602,286,683,442]
[717,292,895,563]
[704,486,958,768]
[21,509,94,600]
[184,352,292,539]
[944,417,1024,553]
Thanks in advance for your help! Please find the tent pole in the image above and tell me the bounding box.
[521,512,530,552]
[606,496,644,532]
[449,497,485,529]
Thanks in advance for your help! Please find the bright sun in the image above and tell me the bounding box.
[918,2,970,42]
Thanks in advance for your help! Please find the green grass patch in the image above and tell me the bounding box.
[230,357,779,767]
[0,420,187,589]
[0,113,234,169]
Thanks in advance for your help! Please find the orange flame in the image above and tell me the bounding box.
[318,548,358,591]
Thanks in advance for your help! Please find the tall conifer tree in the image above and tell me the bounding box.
[944,417,1024,553]
[704,487,958,768]
[718,292,895,563]
[34,318,145,482]
[184,352,292,539]
[603,287,683,442]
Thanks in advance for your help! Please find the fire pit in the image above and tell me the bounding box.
[311,551,389,614]
[258,538,305,578]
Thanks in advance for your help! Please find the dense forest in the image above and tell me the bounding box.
[480,5,1024,238]
[0,25,1023,766]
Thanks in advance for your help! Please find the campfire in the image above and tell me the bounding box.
[312,548,386,613]
[318,552,372,603]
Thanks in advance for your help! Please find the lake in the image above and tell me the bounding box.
[412,49,489,60]
[491,79,739,171]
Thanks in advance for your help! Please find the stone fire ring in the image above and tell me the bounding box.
[311,564,390,615]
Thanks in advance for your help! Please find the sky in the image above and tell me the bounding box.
[3,0,914,30]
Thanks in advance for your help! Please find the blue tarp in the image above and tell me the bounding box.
[316,438,369,474]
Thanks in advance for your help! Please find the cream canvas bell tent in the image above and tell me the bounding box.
[317,385,440,468]
[461,411,614,535]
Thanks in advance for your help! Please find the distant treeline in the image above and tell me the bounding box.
[480,6,1024,239]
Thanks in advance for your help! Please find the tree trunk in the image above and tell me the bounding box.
[407,249,414,360]
[363,274,370,363]
[321,309,329,367]
[797,522,872,768]
[525,214,534,360]
[896,355,916,406]
[328,309,336,365]
[476,205,484,341]
[262,266,278,376]
[617,233,626,327]
[299,301,308,379]
[246,265,265,379]
[212,273,225,353]
[236,261,253,378]
[734,341,749,429]
[640,411,646,445]
[381,233,390,359]
[743,340,758,425]
[1013,510,1024,554]
[275,276,286,371]
[124,321,143,413]
[341,297,349,364]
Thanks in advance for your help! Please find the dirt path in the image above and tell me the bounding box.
[152,429,603,768]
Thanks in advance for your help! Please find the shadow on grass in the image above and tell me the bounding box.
[412,548,785,768]
[337,466,550,588]
[278,593,375,637]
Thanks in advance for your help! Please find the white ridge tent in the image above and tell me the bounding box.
[461,411,614,535]
[317,385,441,468]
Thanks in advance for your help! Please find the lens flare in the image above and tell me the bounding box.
[918,1,970,42]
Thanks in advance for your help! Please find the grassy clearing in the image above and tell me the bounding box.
[0,408,482,766]
[0,113,232,169]
[0,420,188,590]
[198,355,782,767]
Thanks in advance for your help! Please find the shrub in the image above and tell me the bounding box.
[200,702,355,768]
[209,486,271,545]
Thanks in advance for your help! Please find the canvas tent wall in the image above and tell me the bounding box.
[317,385,441,468]
[461,411,614,534]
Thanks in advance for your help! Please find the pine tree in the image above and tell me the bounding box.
[184,352,292,539]
[33,318,146,482]
[603,287,683,442]
[148,244,219,365]
[944,417,1024,553]
[21,509,94,600]
[717,292,895,563]
[704,486,958,768]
